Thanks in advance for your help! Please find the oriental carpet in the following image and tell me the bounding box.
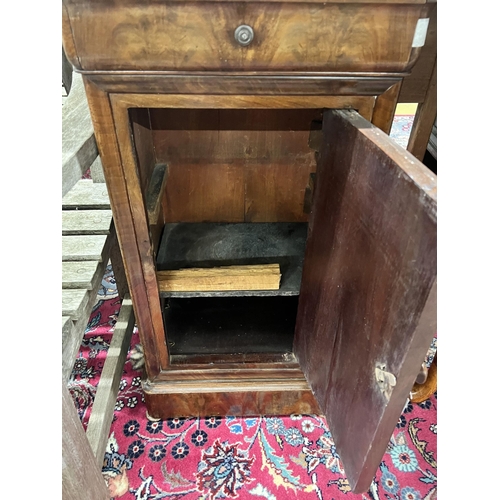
[69,265,437,500]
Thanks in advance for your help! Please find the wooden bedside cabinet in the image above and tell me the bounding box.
[62,0,437,492]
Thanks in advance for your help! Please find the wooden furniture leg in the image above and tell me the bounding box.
[406,61,437,161]
[410,353,437,403]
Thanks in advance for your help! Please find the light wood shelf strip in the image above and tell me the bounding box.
[157,264,281,292]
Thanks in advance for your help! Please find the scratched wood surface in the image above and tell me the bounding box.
[293,110,436,493]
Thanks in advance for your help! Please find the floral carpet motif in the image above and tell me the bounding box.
[69,265,437,500]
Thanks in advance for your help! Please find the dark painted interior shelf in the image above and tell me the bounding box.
[156,222,308,297]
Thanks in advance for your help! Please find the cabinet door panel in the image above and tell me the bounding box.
[294,109,437,493]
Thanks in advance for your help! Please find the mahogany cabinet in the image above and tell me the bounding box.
[62,0,437,492]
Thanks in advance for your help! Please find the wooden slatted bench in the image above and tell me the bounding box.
[62,67,137,498]
[62,179,114,381]
[62,178,135,500]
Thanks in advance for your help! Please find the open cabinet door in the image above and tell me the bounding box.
[294,109,437,493]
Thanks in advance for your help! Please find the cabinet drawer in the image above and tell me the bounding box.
[64,1,426,73]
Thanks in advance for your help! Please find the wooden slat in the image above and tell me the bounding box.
[62,179,110,209]
[62,261,100,289]
[63,315,85,380]
[62,230,116,381]
[86,296,135,464]
[62,382,109,500]
[62,316,73,338]
[62,210,112,235]
[157,264,281,292]
[62,74,99,198]
[62,272,109,380]
[406,60,437,161]
[62,235,108,261]
[90,155,106,183]
[62,289,89,319]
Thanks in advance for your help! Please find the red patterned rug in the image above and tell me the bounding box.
[69,266,437,500]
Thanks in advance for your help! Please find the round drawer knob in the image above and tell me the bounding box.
[234,25,254,46]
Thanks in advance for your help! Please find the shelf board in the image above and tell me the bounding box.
[156,222,307,297]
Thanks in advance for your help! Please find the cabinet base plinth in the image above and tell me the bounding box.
[143,377,320,419]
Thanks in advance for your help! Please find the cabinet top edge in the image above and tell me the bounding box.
[62,0,429,5]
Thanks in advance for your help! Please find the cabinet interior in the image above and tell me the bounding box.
[130,107,326,365]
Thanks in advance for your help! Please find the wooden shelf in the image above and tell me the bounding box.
[156,222,307,297]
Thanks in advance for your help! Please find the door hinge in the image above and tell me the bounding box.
[375,363,397,401]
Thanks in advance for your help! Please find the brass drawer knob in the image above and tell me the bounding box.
[234,25,254,46]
